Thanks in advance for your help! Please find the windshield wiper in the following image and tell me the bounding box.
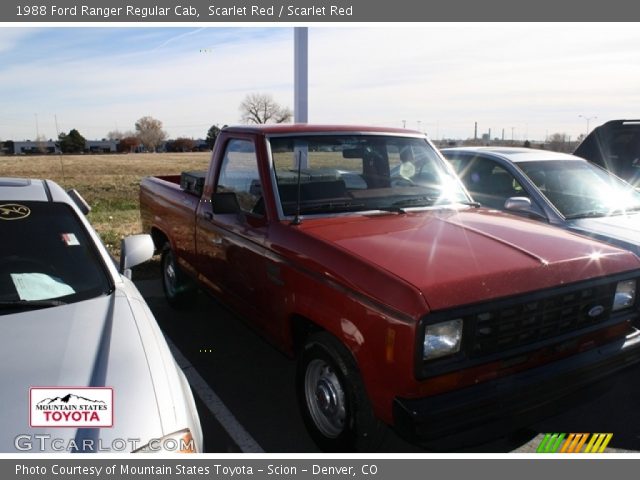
[389,197,436,208]
[0,299,67,311]
[376,206,407,214]
[608,205,640,215]
[564,210,609,220]
[456,200,481,208]
[295,202,367,214]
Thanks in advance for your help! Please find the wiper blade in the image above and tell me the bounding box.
[389,197,436,208]
[376,206,407,214]
[564,210,608,220]
[609,205,640,215]
[456,200,481,208]
[296,202,367,214]
[0,299,67,310]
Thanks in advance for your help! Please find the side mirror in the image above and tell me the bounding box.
[119,234,155,279]
[66,189,91,215]
[504,197,547,221]
[212,191,241,214]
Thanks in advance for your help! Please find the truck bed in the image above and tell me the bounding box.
[140,175,200,271]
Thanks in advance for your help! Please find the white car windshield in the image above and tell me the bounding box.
[268,135,470,216]
[0,202,112,313]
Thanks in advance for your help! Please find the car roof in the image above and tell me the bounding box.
[441,146,586,164]
[0,177,75,204]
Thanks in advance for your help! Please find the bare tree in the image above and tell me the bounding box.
[240,93,292,124]
[107,129,136,141]
[135,116,167,152]
[547,132,571,153]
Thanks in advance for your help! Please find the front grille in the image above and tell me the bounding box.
[468,283,617,357]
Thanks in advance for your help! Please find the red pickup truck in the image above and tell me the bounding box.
[140,124,640,451]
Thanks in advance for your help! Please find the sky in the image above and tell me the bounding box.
[1,24,640,142]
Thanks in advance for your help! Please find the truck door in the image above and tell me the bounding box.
[195,137,270,324]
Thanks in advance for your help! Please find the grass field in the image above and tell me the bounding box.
[0,152,211,255]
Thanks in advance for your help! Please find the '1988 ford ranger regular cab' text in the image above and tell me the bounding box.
[140,125,640,451]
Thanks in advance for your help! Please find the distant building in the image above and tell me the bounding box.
[86,140,118,153]
[4,139,118,154]
[10,140,60,154]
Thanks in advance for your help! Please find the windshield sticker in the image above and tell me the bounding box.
[61,233,80,246]
[0,204,31,220]
[10,273,75,301]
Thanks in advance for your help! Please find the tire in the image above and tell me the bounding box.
[161,242,196,308]
[296,332,386,452]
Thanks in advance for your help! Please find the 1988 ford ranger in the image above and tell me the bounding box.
[140,125,640,451]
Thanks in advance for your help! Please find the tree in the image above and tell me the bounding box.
[58,129,86,153]
[168,137,196,152]
[107,129,135,141]
[547,132,570,152]
[206,124,226,149]
[135,116,167,152]
[239,93,292,124]
[118,136,141,153]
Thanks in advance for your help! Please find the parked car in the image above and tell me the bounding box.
[0,178,203,453]
[574,119,640,185]
[441,146,640,256]
[140,125,640,451]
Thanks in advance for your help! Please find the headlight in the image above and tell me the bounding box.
[613,279,636,311]
[133,429,197,453]
[423,319,463,360]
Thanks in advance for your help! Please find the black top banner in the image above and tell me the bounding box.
[2,0,640,22]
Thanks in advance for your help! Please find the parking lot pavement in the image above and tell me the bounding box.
[134,274,640,454]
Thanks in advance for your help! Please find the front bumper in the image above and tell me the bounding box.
[393,328,640,443]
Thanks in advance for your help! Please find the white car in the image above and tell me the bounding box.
[0,178,203,453]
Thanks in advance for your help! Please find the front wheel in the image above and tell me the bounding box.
[296,332,385,452]
[161,242,196,308]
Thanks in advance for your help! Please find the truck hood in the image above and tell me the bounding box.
[0,289,163,452]
[568,213,640,256]
[300,208,639,311]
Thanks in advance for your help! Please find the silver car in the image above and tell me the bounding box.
[441,147,640,256]
[0,178,203,453]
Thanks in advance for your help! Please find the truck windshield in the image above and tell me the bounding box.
[269,135,469,216]
[0,201,112,313]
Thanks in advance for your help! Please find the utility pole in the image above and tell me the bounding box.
[294,27,308,169]
[578,114,597,136]
[294,27,308,124]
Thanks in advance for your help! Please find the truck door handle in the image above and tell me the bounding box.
[211,237,223,245]
[204,211,213,220]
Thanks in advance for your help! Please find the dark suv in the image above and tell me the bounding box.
[574,119,640,185]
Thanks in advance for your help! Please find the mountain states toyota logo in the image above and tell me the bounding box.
[29,387,113,428]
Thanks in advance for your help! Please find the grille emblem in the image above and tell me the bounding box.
[587,305,605,318]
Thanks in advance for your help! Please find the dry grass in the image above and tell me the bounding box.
[0,152,211,255]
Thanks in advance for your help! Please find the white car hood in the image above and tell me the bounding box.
[0,289,163,452]
[569,213,640,255]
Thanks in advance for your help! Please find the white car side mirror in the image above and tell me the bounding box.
[504,196,547,221]
[120,234,155,279]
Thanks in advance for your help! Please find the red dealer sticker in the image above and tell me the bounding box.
[29,387,113,428]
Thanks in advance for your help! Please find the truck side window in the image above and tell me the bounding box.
[217,139,263,215]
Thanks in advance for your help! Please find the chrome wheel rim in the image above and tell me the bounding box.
[304,358,346,438]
